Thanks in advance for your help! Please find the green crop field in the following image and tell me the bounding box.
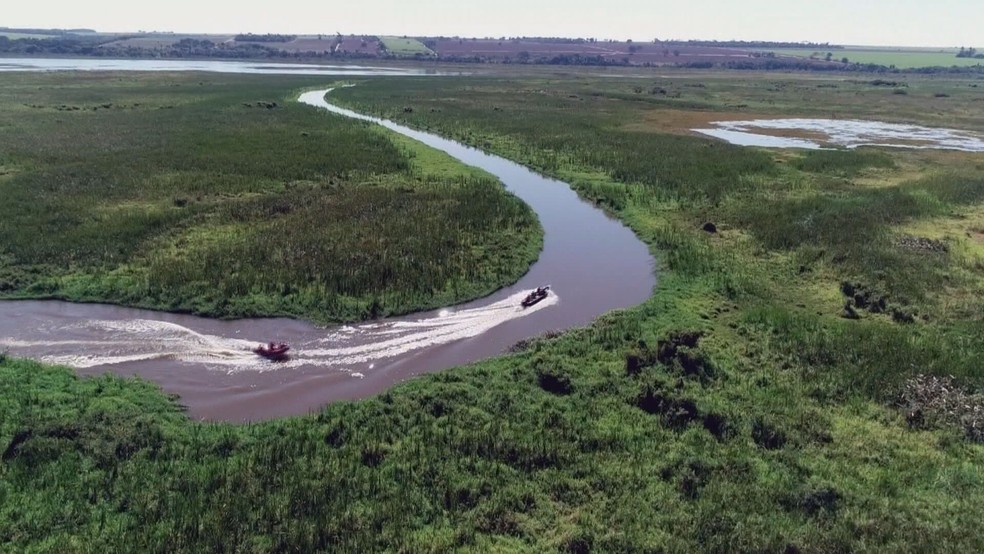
[0,31,54,39]
[380,36,435,56]
[0,73,541,323]
[3,70,984,551]
[771,47,984,68]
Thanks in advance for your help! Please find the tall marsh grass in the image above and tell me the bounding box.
[0,73,541,322]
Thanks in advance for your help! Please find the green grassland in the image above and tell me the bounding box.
[3,71,984,551]
[770,47,984,68]
[0,73,541,323]
[589,71,984,131]
[380,36,436,57]
[0,32,54,39]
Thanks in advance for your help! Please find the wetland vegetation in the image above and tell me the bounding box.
[0,73,542,323]
[3,70,984,551]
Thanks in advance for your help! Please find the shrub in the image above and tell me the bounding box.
[751,417,787,450]
[533,356,574,395]
[898,374,984,442]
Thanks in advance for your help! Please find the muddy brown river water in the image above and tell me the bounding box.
[0,86,657,422]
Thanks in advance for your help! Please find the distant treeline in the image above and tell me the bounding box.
[234,33,297,43]
[407,37,843,49]
[676,58,984,74]
[438,50,984,75]
[0,35,375,60]
[660,39,843,49]
[428,37,614,44]
[0,27,94,35]
[500,37,602,44]
[0,35,107,55]
[1,35,981,74]
[956,47,984,59]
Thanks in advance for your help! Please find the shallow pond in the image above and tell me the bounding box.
[695,118,984,152]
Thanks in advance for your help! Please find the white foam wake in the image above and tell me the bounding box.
[303,291,557,365]
[20,319,262,371]
[0,290,557,375]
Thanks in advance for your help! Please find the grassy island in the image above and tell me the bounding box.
[0,73,542,324]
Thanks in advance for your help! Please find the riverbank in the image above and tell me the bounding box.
[2,71,983,551]
[333,74,984,406]
[0,81,654,420]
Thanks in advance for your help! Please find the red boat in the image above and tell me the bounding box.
[521,285,550,308]
[254,341,290,360]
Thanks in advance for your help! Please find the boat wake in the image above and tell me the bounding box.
[0,290,557,375]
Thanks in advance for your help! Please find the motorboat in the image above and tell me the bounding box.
[521,285,550,308]
[254,341,290,360]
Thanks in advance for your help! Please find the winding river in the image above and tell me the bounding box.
[0,70,656,421]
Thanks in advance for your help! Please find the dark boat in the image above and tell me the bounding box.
[254,341,290,360]
[521,285,550,308]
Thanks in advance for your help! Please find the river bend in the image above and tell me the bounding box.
[0,86,656,421]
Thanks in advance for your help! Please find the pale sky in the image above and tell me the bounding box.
[4,0,982,47]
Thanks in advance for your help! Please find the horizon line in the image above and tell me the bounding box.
[0,25,974,50]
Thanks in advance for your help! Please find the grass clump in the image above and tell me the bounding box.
[790,148,895,176]
[898,374,984,442]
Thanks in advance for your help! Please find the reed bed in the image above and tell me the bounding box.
[0,73,540,322]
